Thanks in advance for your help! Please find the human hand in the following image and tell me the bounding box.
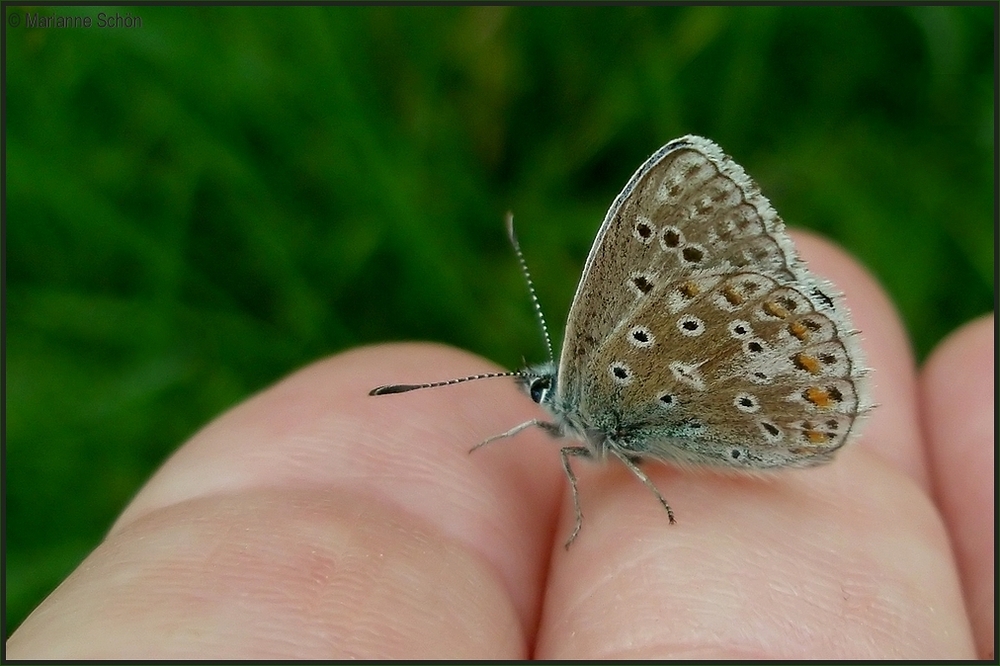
[7,233,992,658]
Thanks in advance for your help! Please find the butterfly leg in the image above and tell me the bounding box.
[609,448,676,525]
[560,445,592,549]
[470,419,556,453]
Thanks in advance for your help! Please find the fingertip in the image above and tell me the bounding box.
[921,313,994,659]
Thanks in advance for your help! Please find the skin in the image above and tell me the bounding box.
[7,232,992,658]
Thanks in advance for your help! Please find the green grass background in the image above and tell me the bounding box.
[5,5,994,636]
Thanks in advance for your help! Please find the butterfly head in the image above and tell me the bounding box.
[517,362,558,407]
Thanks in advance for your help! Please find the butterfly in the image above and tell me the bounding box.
[372,136,871,547]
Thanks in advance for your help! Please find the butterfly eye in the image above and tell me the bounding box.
[529,377,551,404]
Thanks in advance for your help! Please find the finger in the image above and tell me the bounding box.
[536,233,974,658]
[8,345,566,658]
[921,314,994,659]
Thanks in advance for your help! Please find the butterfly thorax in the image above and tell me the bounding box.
[519,361,626,460]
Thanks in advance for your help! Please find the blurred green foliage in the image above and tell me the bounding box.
[4,5,993,636]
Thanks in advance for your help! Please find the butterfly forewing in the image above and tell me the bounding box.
[559,136,803,404]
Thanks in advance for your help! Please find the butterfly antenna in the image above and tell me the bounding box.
[369,370,523,396]
[506,212,554,364]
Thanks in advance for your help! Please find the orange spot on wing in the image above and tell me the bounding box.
[805,429,829,444]
[679,281,700,298]
[763,300,790,319]
[722,285,745,305]
[792,353,822,374]
[788,320,810,341]
[804,386,834,408]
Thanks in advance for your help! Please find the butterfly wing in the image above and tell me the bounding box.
[556,136,869,465]
[579,270,868,467]
[558,135,806,401]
